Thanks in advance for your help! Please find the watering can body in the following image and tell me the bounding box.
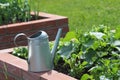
[14,29,62,72]
[28,31,53,72]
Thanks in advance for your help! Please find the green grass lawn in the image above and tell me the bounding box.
[31,0,120,31]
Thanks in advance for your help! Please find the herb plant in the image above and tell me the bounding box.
[12,25,120,80]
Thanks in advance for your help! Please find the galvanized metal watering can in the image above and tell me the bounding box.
[14,28,62,72]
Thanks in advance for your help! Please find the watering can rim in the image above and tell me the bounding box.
[28,31,48,40]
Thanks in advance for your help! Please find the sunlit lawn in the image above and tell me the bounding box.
[31,0,120,31]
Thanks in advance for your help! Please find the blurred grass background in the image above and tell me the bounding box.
[30,0,120,31]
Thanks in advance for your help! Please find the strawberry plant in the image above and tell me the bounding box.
[12,25,120,80]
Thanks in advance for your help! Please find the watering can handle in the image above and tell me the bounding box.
[14,33,28,47]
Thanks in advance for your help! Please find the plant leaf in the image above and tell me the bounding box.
[113,40,120,47]
[81,74,93,80]
[90,32,105,40]
[63,31,76,41]
[57,42,73,58]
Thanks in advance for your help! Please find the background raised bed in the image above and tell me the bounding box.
[0,12,69,50]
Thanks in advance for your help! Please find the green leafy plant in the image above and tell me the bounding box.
[12,25,120,80]
[12,47,28,60]
[54,25,120,79]
[0,0,40,25]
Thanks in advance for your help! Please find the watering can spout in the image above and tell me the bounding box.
[51,28,62,60]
